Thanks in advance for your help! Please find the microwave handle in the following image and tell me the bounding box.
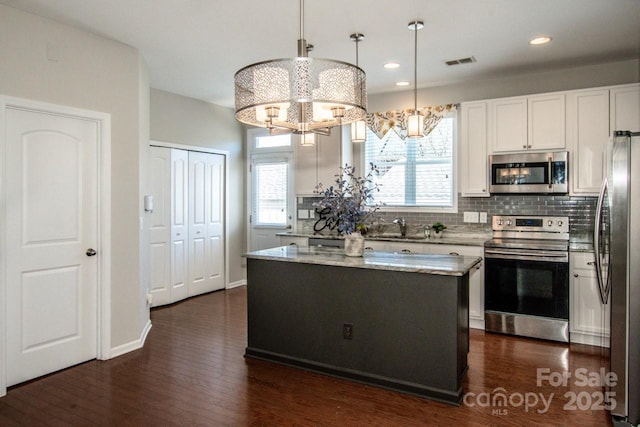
[547,156,552,189]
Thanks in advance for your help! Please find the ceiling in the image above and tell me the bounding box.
[2,0,639,108]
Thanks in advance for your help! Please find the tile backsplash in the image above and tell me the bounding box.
[296,194,596,235]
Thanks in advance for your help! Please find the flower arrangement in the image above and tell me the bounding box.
[314,164,380,235]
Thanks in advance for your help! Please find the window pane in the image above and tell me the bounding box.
[256,134,291,148]
[364,117,454,207]
[255,162,288,225]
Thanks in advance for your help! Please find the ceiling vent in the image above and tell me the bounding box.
[445,56,476,66]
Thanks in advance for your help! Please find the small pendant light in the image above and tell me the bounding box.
[407,20,424,138]
[350,33,367,143]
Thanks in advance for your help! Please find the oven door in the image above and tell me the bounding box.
[484,249,569,320]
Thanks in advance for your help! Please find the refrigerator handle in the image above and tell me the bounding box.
[594,177,609,305]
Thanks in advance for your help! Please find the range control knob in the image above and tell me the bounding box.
[548,220,553,226]
[497,219,504,226]
[558,220,563,227]
[506,220,512,226]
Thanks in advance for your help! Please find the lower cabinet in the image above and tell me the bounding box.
[570,252,610,347]
[278,235,309,248]
[428,244,485,330]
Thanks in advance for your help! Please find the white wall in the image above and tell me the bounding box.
[0,5,149,349]
[149,89,244,284]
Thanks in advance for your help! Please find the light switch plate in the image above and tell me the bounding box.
[479,212,488,223]
[298,209,309,219]
[463,211,480,223]
[309,209,316,218]
[297,197,304,204]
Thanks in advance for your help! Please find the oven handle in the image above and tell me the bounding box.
[484,248,568,263]
[548,156,553,189]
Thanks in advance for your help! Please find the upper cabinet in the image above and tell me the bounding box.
[567,89,610,195]
[295,127,353,196]
[460,101,489,197]
[528,93,566,151]
[610,84,640,133]
[489,96,527,152]
[489,93,565,153]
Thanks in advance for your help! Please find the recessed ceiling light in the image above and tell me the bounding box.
[529,36,552,45]
[384,62,400,69]
[396,81,410,87]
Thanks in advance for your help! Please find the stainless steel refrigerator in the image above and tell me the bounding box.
[595,130,640,426]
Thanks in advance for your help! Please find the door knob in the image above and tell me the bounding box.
[86,248,97,257]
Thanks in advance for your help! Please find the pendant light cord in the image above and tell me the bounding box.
[413,21,418,112]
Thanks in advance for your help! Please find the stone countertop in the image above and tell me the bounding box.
[277,232,491,247]
[244,245,482,276]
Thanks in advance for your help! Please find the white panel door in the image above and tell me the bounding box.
[171,149,189,302]
[460,101,489,196]
[5,107,98,386]
[188,151,224,296]
[148,146,171,306]
[206,153,225,292]
[527,93,566,150]
[490,97,528,152]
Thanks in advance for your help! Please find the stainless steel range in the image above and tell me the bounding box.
[484,215,570,342]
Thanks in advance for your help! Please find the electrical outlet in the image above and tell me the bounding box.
[308,209,316,218]
[479,212,488,223]
[297,197,303,204]
[298,209,309,219]
[343,323,353,340]
[463,211,480,223]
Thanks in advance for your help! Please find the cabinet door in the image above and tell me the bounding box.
[490,97,528,152]
[279,236,309,248]
[364,240,389,252]
[460,102,489,197]
[610,84,640,133]
[528,93,566,150]
[570,252,610,347]
[567,89,610,195]
[388,241,426,254]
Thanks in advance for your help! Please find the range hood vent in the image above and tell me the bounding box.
[445,56,476,66]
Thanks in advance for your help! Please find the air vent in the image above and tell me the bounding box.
[445,56,476,66]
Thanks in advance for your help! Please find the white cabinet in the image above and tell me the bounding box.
[148,145,226,307]
[387,241,428,254]
[363,240,389,252]
[295,126,353,195]
[610,83,640,133]
[570,252,610,347]
[528,93,566,151]
[490,96,528,152]
[428,244,484,330]
[489,93,565,153]
[278,235,309,248]
[460,101,489,197]
[567,89,610,195]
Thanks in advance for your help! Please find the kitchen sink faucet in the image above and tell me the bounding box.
[392,217,407,237]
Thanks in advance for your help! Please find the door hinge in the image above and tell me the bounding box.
[249,214,252,224]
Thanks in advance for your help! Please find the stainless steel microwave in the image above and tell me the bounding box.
[489,151,568,194]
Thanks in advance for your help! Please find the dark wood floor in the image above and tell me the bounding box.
[1,286,612,426]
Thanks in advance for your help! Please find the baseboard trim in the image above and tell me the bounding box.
[227,280,247,289]
[109,320,152,358]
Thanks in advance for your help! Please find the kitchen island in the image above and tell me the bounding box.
[244,246,482,405]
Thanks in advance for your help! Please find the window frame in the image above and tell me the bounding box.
[360,112,458,214]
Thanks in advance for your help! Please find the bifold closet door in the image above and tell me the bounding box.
[171,149,190,302]
[148,146,171,306]
[188,151,225,296]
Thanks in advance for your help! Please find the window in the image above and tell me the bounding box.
[253,160,289,226]
[255,133,291,149]
[364,116,455,209]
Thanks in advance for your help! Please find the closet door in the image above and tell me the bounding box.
[188,152,225,296]
[148,147,171,306]
[171,149,189,302]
